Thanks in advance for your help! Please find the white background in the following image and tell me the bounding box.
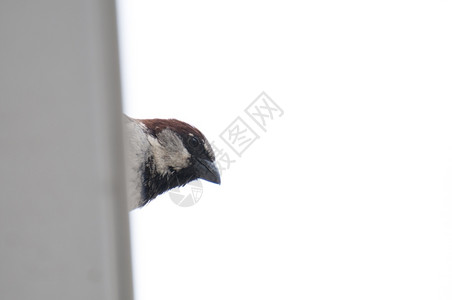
[116,1,452,299]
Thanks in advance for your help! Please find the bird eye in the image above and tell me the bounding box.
[188,136,200,148]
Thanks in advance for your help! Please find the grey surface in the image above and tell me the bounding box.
[0,1,133,299]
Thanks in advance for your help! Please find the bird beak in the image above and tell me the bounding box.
[194,158,221,185]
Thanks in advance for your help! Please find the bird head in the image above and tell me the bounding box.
[136,118,220,205]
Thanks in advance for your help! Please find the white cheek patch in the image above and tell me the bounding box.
[148,129,191,174]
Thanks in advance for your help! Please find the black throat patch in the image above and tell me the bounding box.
[139,157,197,207]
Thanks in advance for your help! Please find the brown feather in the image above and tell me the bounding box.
[139,118,206,140]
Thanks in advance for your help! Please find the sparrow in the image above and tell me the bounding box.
[123,115,221,210]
